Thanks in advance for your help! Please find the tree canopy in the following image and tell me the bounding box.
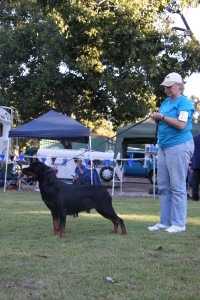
[0,0,199,129]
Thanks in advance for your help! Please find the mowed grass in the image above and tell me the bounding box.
[0,190,200,300]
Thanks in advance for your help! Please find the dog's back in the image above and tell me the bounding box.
[40,182,111,213]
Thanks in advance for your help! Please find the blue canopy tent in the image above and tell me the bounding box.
[9,110,90,142]
[4,110,91,191]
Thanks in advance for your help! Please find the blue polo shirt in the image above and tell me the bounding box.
[158,95,194,148]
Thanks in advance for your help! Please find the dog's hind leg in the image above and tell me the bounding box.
[96,207,126,235]
[96,209,118,233]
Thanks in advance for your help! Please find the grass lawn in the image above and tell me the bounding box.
[0,189,200,300]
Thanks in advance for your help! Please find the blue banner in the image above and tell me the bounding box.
[63,159,67,165]
[0,154,5,162]
[19,154,24,162]
[105,159,110,167]
[84,159,89,166]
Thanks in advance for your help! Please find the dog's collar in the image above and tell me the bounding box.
[44,169,54,175]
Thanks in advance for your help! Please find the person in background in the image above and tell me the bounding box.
[187,160,193,199]
[191,134,200,201]
[73,159,90,185]
[148,72,195,233]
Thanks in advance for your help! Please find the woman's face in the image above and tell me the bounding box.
[164,83,181,100]
[77,160,82,167]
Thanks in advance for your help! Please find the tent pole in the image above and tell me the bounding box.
[153,155,155,199]
[120,160,123,194]
[89,136,93,185]
[3,138,10,192]
[15,138,21,191]
[112,160,116,196]
[14,138,18,165]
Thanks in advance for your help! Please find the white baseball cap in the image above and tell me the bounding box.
[161,72,182,87]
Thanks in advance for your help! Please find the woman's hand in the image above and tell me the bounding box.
[151,112,164,121]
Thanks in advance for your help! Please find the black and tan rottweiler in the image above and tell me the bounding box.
[22,161,126,238]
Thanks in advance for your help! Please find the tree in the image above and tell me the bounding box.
[0,0,199,129]
[190,95,200,122]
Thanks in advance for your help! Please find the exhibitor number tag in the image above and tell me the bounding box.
[178,111,189,122]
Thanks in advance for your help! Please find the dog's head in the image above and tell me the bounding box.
[22,161,54,181]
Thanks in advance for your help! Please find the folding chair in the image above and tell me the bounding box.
[0,162,19,190]
[18,176,36,191]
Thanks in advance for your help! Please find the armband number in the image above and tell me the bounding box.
[178,111,189,122]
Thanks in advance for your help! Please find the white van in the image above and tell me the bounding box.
[37,148,122,182]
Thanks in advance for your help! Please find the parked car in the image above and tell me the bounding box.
[123,148,157,184]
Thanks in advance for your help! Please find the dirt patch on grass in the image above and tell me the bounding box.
[1,276,35,288]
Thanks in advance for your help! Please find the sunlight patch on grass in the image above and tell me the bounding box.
[80,213,159,222]
[10,211,200,225]
[186,217,200,225]
[81,213,200,225]
[15,211,51,215]
[10,210,160,222]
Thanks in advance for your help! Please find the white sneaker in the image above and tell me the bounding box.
[165,225,186,233]
[148,223,170,231]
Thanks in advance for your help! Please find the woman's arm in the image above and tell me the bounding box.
[152,112,187,130]
[78,166,85,175]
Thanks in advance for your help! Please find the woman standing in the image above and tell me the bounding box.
[148,72,195,233]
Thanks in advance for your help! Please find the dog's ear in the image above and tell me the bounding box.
[31,162,45,175]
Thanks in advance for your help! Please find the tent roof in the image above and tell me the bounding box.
[9,110,90,143]
[114,119,200,157]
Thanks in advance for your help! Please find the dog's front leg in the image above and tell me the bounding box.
[51,211,60,236]
[59,211,67,239]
